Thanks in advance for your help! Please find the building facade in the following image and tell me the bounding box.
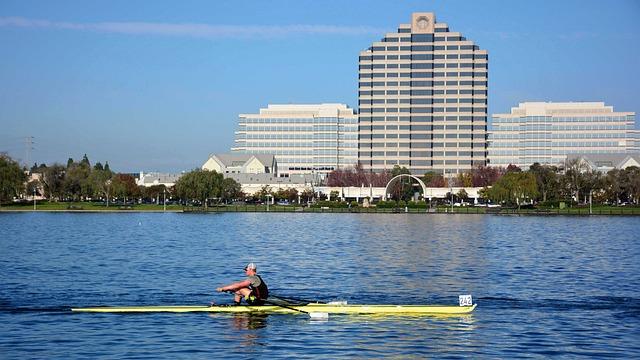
[566,153,640,173]
[232,104,358,178]
[202,154,278,176]
[358,12,488,176]
[489,102,638,169]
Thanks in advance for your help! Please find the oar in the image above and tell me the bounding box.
[262,299,328,320]
[220,290,328,319]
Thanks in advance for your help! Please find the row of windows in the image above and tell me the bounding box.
[359,80,488,87]
[395,28,452,34]
[360,64,488,73]
[360,142,485,148]
[360,107,487,114]
[361,124,483,130]
[361,63,486,70]
[361,133,481,139]
[370,44,480,52]
[359,89,487,96]
[239,117,357,124]
[490,132,630,140]
[359,54,488,61]
[489,141,622,148]
[238,126,358,136]
[362,151,482,157]
[489,149,623,157]
[239,134,359,141]
[360,98,487,105]
[362,159,478,166]
[360,115,487,122]
[244,139,355,149]
[492,116,634,123]
[381,35,467,42]
[359,72,488,79]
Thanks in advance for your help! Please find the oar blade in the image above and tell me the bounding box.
[309,312,329,320]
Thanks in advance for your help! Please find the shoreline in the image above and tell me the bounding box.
[1,207,638,216]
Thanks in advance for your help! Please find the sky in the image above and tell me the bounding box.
[1,0,639,172]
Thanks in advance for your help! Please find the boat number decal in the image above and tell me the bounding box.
[459,295,473,306]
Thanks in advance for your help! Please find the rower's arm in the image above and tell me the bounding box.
[218,280,251,292]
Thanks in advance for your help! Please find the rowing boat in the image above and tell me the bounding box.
[71,303,477,315]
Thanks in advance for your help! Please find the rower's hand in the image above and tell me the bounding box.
[216,287,224,292]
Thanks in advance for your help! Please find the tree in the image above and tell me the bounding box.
[254,185,272,201]
[63,161,91,201]
[562,158,594,203]
[529,163,559,203]
[300,188,315,204]
[142,184,166,204]
[0,154,27,203]
[457,172,473,187]
[221,177,243,203]
[173,169,223,208]
[471,165,504,187]
[110,174,139,203]
[42,163,66,201]
[423,172,447,187]
[483,171,539,208]
[457,189,469,202]
[88,166,113,201]
[80,154,91,168]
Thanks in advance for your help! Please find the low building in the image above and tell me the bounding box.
[202,154,278,176]
[137,172,182,187]
[489,102,637,169]
[232,103,358,177]
[566,153,640,173]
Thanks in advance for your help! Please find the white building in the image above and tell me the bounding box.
[232,104,358,177]
[489,102,638,169]
[566,153,640,173]
[137,172,182,187]
[202,154,278,175]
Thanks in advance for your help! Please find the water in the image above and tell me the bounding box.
[1,212,639,358]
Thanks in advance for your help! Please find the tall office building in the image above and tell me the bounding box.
[358,12,488,176]
[488,102,638,168]
[232,104,358,177]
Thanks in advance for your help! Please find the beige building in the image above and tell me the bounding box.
[232,104,358,178]
[566,153,640,173]
[202,154,278,175]
[358,12,488,176]
[489,102,638,169]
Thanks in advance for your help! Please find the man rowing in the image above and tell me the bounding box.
[216,263,269,306]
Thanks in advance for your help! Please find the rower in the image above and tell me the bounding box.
[216,263,269,306]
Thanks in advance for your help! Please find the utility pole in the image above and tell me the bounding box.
[24,136,34,170]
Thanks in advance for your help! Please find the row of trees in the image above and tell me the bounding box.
[325,161,640,207]
[0,153,244,206]
[481,160,640,207]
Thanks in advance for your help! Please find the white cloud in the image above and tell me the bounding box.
[0,16,386,39]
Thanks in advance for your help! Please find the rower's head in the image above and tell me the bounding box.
[244,262,257,274]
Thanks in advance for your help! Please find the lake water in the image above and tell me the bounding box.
[1,212,639,358]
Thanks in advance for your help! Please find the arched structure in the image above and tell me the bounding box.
[384,174,428,200]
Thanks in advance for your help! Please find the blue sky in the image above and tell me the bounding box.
[1,0,638,172]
